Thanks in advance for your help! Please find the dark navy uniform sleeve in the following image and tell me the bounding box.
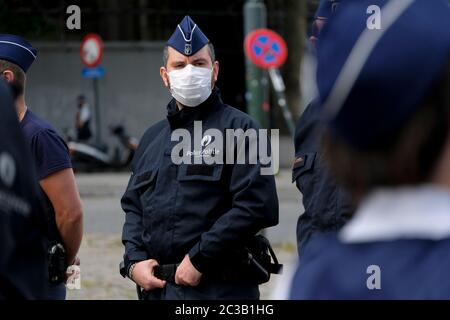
[293,101,353,249]
[188,119,279,272]
[31,129,72,180]
[121,173,149,268]
[121,130,154,270]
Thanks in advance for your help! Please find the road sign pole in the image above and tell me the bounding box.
[93,78,102,146]
[268,68,295,137]
[81,33,104,146]
[244,0,269,128]
[244,27,290,136]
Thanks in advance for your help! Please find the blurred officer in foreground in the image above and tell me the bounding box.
[120,16,279,300]
[0,78,47,299]
[75,94,92,142]
[293,0,353,255]
[0,34,83,299]
[291,0,450,299]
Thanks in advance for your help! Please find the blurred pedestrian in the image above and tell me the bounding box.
[120,16,279,300]
[291,0,450,299]
[75,94,92,142]
[0,78,47,299]
[0,34,83,300]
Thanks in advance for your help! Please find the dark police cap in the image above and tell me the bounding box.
[317,0,450,149]
[0,34,37,73]
[167,16,210,56]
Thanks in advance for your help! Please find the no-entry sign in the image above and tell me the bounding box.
[80,33,104,68]
[244,29,288,69]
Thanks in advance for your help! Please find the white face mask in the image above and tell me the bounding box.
[167,64,213,107]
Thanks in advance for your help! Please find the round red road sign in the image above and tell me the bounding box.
[80,33,104,68]
[244,29,288,69]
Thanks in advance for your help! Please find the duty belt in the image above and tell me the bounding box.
[153,263,235,283]
[153,262,269,283]
[154,263,179,283]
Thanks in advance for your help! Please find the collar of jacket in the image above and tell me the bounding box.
[166,87,222,130]
[339,185,450,243]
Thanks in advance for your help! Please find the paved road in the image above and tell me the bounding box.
[67,170,302,300]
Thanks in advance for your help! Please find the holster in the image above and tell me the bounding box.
[47,242,68,284]
[236,234,283,284]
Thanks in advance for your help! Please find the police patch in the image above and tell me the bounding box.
[184,43,192,55]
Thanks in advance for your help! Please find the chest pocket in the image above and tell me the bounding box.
[177,164,224,182]
[292,153,316,193]
[132,169,158,208]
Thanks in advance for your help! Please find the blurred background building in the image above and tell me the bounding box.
[1,0,320,167]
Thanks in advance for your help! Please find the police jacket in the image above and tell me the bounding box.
[293,100,353,250]
[121,88,279,274]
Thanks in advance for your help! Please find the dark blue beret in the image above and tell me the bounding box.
[317,0,450,149]
[167,16,210,56]
[0,34,37,72]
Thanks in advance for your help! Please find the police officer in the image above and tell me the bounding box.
[120,16,279,300]
[291,0,450,299]
[0,78,47,299]
[293,0,353,254]
[0,34,84,299]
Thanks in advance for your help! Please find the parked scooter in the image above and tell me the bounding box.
[67,124,138,172]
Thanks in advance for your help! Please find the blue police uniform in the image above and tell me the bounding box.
[293,0,353,252]
[0,78,47,299]
[20,112,72,301]
[122,88,279,299]
[0,34,72,299]
[291,0,450,299]
[20,110,73,183]
[121,16,279,300]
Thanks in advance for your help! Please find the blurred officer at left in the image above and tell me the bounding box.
[0,77,47,299]
[0,34,83,299]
